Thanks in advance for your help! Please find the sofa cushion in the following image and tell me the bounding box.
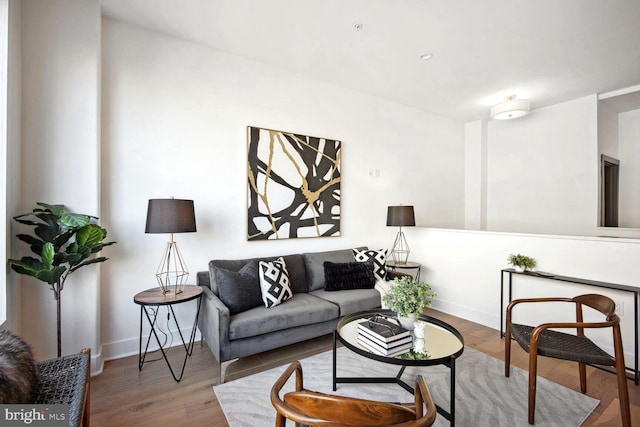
[259,257,293,308]
[323,261,375,291]
[352,248,388,281]
[310,288,381,317]
[228,294,339,340]
[303,248,366,292]
[209,254,308,295]
[214,260,262,314]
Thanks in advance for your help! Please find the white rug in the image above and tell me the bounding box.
[214,346,599,426]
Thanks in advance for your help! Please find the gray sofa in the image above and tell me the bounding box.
[196,247,390,382]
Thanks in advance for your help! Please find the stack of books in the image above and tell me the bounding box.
[357,316,413,357]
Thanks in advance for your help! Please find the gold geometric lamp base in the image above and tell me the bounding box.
[390,230,410,265]
[155,240,189,295]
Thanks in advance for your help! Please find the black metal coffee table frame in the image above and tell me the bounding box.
[333,309,464,425]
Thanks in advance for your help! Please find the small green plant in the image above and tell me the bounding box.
[382,275,436,317]
[507,253,536,271]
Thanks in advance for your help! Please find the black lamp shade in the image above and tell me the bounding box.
[145,199,197,234]
[386,205,415,227]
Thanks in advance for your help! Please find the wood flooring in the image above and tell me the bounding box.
[89,308,640,426]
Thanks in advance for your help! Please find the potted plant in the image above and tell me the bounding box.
[382,275,437,330]
[8,202,116,357]
[507,253,536,273]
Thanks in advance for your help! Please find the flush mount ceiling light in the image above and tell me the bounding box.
[491,95,530,120]
[419,52,433,61]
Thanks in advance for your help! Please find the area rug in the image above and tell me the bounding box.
[214,346,599,426]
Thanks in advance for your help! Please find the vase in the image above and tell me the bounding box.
[398,313,417,330]
[514,265,525,273]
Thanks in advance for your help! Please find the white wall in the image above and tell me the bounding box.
[598,101,619,159]
[2,0,21,332]
[464,120,487,230]
[411,227,640,362]
[485,95,598,235]
[99,19,464,364]
[18,0,101,361]
[618,109,640,228]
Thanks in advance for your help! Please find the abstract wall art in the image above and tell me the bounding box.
[247,126,341,240]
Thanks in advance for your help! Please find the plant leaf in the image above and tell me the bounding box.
[69,257,109,273]
[42,243,55,269]
[36,202,65,216]
[75,224,105,247]
[35,266,67,285]
[59,213,90,229]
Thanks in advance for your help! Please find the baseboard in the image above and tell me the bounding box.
[431,299,499,332]
[97,326,202,372]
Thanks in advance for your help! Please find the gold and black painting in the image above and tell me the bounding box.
[247,126,341,240]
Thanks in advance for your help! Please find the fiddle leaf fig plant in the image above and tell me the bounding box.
[8,202,116,356]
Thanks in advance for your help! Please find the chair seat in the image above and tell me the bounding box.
[510,323,615,366]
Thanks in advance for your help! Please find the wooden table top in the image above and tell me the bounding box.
[133,285,203,306]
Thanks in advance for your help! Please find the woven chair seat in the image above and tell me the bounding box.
[33,352,90,427]
[510,323,614,366]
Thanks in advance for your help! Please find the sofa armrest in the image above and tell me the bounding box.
[198,286,231,363]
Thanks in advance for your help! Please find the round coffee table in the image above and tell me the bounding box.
[333,309,464,425]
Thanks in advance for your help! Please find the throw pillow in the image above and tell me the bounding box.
[214,260,263,314]
[0,330,40,404]
[352,248,388,281]
[323,261,376,291]
[258,257,293,308]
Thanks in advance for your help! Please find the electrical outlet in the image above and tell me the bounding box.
[615,301,624,316]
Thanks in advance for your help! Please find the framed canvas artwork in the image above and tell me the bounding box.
[247,126,341,240]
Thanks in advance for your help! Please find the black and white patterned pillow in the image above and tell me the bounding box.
[258,257,293,308]
[352,248,388,281]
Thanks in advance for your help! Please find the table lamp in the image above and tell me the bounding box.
[386,205,415,265]
[145,198,197,294]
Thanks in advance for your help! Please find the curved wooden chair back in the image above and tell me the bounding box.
[270,361,437,427]
[572,293,616,319]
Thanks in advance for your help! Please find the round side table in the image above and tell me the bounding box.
[386,260,421,281]
[133,285,203,382]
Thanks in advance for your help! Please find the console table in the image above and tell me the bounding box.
[500,268,639,385]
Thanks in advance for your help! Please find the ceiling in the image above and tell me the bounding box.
[99,0,640,123]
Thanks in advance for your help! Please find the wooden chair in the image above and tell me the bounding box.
[270,361,437,427]
[505,294,630,426]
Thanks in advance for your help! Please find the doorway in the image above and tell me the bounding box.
[600,154,620,227]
